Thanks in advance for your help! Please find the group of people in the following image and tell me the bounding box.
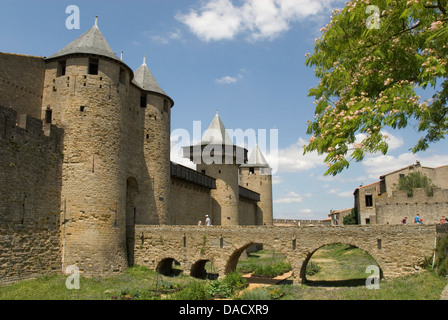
[401,215,448,224]
[198,215,211,226]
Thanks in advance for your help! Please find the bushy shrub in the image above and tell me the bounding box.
[239,288,272,300]
[222,271,247,288]
[436,233,448,277]
[172,281,211,300]
[306,262,321,276]
[206,281,232,298]
[252,262,291,278]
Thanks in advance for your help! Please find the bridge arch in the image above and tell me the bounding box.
[190,259,219,280]
[156,257,183,276]
[224,241,291,275]
[299,242,383,284]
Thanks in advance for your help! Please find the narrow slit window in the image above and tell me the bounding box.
[88,58,99,75]
[140,94,147,108]
[45,109,52,124]
[119,68,126,84]
[58,60,66,77]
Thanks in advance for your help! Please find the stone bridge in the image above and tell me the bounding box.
[133,224,446,284]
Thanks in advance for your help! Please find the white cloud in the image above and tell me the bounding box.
[176,0,341,42]
[272,175,284,185]
[274,191,304,204]
[300,208,312,214]
[215,75,238,84]
[267,137,325,173]
[363,153,448,180]
[338,191,354,198]
[147,29,183,44]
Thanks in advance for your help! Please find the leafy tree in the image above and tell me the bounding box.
[393,171,436,196]
[304,0,448,176]
[343,208,359,225]
[435,233,448,277]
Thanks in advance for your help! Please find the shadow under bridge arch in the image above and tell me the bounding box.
[300,243,383,287]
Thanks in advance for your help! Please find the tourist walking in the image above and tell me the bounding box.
[414,214,423,224]
[205,215,211,226]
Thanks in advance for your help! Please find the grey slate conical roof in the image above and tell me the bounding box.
[242,144,270,168]
[133,56,168,96]
[46,17,120,62]
[200,111,234,146]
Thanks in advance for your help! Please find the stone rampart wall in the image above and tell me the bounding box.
[0,105,63,285]
[0,53,44,119]
[376,188,448,225]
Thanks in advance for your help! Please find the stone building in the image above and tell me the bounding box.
[353,161,448,225]
[328,208,353,226]
[0,19,273,284]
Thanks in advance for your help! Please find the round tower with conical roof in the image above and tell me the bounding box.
[239,145,273,226]
[133,55,174,225]
[42,17,134,275]
[183,112,247,226]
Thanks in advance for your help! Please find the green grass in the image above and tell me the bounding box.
[1,246,446,300]
[0,265,192,300]
[278,269,446,300]
[236,249,291,277]
[306,244,379,282]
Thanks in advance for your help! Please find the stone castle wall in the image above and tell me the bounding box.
[0,105,63,285]
[376,188,448,225]
[170,178,213,225]
[0,53,45,119]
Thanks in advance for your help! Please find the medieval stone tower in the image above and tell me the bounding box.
[40,18,174,274]
[239,145,274,226]
[183,112,248,226]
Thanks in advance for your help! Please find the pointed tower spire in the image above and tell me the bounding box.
[133,54,170,98]
[200,112,233,146]
[46,16,120,62]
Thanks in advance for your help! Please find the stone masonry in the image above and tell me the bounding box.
[134,224,447,284]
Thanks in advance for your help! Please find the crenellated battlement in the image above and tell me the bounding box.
[379,188,448,203]
[376,188,448,225]
[0,105,63,150]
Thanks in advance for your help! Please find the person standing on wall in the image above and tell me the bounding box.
[205,215,211,226]
[414,214,423,224]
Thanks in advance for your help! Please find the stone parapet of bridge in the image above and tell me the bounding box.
[134,224,442,283]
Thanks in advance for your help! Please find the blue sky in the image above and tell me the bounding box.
[2,0,448,220]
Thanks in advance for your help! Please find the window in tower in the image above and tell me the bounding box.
[249,167,255,175]
[57,60,66,77]
[119,68,126,84]
[164,99,169,113]
[88,58,99,75]
[45,109,52,124]
[140,94,147,108]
